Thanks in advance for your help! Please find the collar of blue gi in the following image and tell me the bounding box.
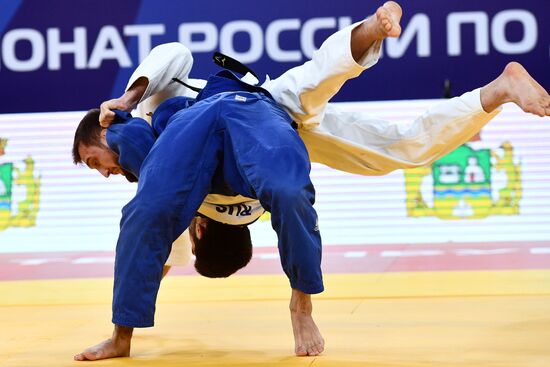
[151,96,195,136]
[105,110,156,180]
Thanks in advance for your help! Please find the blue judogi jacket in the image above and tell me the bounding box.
[106,70,274,183]
[107,71,323,328]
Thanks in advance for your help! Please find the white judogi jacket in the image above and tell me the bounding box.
[127,22,500,266]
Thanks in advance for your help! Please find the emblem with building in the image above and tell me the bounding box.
[404,142,521,219]
[0,138,41,231]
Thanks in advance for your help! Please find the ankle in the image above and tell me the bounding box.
[351,19,377,62]
[290,305,313,315]
[290,289,313,314]
[480,77,510,113]
[112,325,133,343]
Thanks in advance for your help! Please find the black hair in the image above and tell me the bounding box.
[193,219,252,278]
[72,109,102,164]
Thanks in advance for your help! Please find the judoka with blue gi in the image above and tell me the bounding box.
[75,70,327,359]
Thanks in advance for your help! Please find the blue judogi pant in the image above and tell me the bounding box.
[112,91,323,327]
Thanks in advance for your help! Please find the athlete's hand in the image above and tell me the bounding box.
[99,77,149,128]
[99,98,133,128]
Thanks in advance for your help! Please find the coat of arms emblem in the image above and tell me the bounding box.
[404,142,521,219]
[0,138,41,231]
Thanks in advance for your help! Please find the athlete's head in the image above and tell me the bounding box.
[72,109,137,182]
[189,217,253,278]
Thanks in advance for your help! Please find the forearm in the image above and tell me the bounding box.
[124,77,148,109]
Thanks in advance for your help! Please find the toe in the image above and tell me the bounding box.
[295,345,308,357]
[307,347,318,356]
[317,342,325,354]
[311,345,322,356]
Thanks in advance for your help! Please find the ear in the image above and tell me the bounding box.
[99,128,109,147]
[195,221,206,240]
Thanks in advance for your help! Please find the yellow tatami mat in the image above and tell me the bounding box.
[2,270,550,367]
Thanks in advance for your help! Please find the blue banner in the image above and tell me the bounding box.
[0,0,548,113]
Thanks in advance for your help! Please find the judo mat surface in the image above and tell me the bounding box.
[2,243,550,367]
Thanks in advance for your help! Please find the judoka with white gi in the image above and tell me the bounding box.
[96,11,500,275]
[97,6,546,278]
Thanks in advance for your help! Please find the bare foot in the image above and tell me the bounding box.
[289,289,325,356]
[351,1,403,61]
[481,62,550,116]
[74,325,133,361]
[375,1,403,38]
